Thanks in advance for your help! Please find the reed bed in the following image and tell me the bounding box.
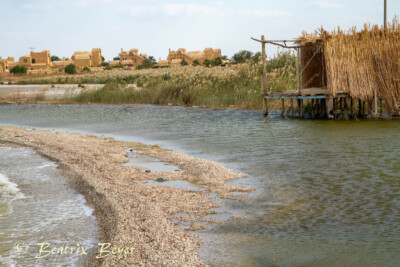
[17,54,297,109]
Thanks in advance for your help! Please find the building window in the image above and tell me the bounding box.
[24,59,27,63]
[32,59,36,64]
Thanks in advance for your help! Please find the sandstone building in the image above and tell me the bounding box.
[160,48,222,67]
[109,48,148,67]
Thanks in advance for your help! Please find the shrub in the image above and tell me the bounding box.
[212,57,223,66]
[192,60,200,66]
[104,66,112,70]
[142,58,154,69]
[204,59,211,67]
[82,66,91,72]
[232,50,254,64]
[180,59,189,66]
[65,64,76,74]
[101,62,109,67]
[50,55,60,61]
[10,65,27,74]
[136,65,144,70]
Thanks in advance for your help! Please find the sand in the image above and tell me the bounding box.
[0,125,252,266]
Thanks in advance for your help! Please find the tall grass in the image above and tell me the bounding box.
[20,51,298,109]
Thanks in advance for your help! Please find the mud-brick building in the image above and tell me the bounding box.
[164,48,222,67]
[0,57,14,73]
[70,48,103,69]
[4,50,52,71]
[109,48,148,67]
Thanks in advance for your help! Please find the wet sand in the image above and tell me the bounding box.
[0,125,251,266]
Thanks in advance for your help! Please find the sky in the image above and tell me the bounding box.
[0,0,399,61]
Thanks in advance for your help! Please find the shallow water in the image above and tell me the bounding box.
[0,147,98,266]
[0,104,399,266]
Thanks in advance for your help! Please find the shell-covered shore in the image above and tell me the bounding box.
[0,125,251,266]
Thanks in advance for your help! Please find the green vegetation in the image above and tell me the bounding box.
[18,49,297,109]
[65,64,77,74]
[180,59,189,66]
[142,58,154,69]
[104,66,112,70]
[82,66,91,72]
[10,65,27,74]
[51,55,60,62]
[192,60,200,66]
[113,56,120,60]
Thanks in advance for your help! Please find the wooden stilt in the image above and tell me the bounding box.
[281,99,285,118]
[362,101,365,116]
[261,35,268,116]
[358,99,362,117]
[380,99,383,115]
[326,96,334,119]
[263,98,268,116]
[290,98,294,118]
[340,98,343,111]
[350,98,354,117]
[299,99,304,119]
[368,100,373,117]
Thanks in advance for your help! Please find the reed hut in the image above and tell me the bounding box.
[296,19,400,114]
[253,18,400,118]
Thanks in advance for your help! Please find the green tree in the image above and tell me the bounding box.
[113,56,120,60]
[221,55,228,60]
[142,58,154,69]
[10,65,27,74]
[232,50,254,64]
[50,55,60,62]
[65,64,77,74]
[101,56,105,62]
[192,60,200,66]
[148,56,157,64]
[180,59,188,66]
[104,66,112,70]
[204,59,211,67]
[212,57,223,66]
[82,66,91,72]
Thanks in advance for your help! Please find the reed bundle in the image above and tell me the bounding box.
[297,18,400,110]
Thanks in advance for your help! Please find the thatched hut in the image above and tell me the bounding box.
[296,19,400,112]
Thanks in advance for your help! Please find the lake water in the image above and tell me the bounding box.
[0,104,399,266]
[0,146,98,266]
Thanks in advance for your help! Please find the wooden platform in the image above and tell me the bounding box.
[265,87,348,100]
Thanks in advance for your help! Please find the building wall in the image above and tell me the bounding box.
[31,50,51,66]
[167,47,222,66]
[119,49,145,66]
[91,48,102,67]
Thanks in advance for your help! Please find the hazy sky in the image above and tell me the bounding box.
[0,0,398,61]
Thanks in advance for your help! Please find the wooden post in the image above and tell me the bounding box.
[290,98,294,118]
[362,101,366,116]
[326,96,334,119]
[368,100,373,117]
[358,99,362,117]
[261,35,268,116]
[380,99,383,114]
[374,88,378,118]
[299,99,304,118]
[350,98,354,117]
[297,48,301,94]
[281,99,285,118]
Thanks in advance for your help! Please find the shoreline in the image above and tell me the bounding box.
[0,125,252,265]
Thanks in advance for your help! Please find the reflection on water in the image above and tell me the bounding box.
[0,104,399,266]
[0,147,98,266]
